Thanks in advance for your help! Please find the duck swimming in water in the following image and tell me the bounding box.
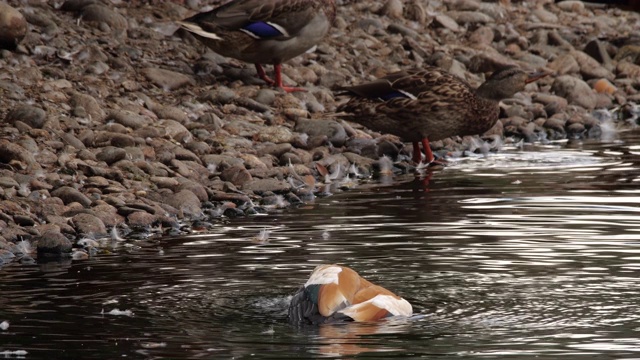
[288,264,412,324]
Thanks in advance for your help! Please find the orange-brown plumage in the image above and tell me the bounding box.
[288,265,412,324]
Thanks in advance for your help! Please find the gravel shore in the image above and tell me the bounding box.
[0,0,639,263]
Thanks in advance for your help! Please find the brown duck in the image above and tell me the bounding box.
[337,65,549,164]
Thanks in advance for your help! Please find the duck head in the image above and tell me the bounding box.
[475,66,550,101]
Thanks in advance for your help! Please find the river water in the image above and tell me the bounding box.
[2,130,640,359]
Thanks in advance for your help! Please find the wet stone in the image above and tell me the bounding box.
[221,165,253,187]
[242,178,292,194]
[166,190,202,218]
[72,213,108,237]
[127,211,157,228]
[36,229,72,257]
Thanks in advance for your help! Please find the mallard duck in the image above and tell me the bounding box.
[337,66,549,164]
[177,0,336,92]
[288,264,412,324]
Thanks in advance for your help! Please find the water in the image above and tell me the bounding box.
[2,131,640,359]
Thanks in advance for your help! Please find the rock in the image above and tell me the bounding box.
[142,68,195,90]
[551,76,598,110]
[0,3,27,49]
[157,120,191,142]
[166,190,202,218]
[446,11,493,25]
[81,5,127,32]
[127,211,157,228]
[242,179,292,194]
[255,126,297,144]
[571,50,615,80]
[221,165,253,187]
[433,14,460,32]
[0,177,19,189]
[176,180,209,202]
[294,119,347,147]
[583,39,612,68]
[36,230,72,257]
[92,204,124,227]
[593,78,616,95]
[72,213,108,237]
[51,186,92,207]
[548,53,580,75]
[0,140,41,171]
[70,92,105,122]
[107,110,151,129]
[379,0,404,19]
[96,146,127,165]
[6,105,47,129]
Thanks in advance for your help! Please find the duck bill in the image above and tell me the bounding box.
[525,71,550,84]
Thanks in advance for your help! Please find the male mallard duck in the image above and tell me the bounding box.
[337,66,549,164]
[177,0,336,92]
[288,264,412,324]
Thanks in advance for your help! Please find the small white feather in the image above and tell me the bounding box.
[177,21,222,40]
[305,265,342,286]
[266,21,290,37]
[239,28,261,39]
[397,89,417,100]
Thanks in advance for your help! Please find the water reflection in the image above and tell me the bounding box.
[2,132,640,358]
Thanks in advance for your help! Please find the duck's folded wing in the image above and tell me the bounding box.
[338,294,413,321]
[190,0,320,38]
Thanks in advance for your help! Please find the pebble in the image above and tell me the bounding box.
[0,3,27,49]
[551,75,598,110]
[36,230,72,257]
[142,68,195,90]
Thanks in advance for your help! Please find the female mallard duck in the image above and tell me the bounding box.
[177,0,336,92]
[337,66,549,164]
[288,264,412,324]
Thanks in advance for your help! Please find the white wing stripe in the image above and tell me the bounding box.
[177,21,222,40]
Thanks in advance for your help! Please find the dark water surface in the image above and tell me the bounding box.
[2,131,640,359]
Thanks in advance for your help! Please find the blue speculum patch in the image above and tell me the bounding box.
[379,91,411,101]
[243,22,283,38]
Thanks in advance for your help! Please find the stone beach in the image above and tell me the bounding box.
[0,0,639,263]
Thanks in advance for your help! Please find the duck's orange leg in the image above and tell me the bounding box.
[421,138,434,163]
[273,64,306,93]
[255,64,275,85]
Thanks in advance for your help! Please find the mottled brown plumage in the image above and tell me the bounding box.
[178,0,336,92]
[338,66,548,164]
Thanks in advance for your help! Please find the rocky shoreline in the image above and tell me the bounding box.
[0,0,639,264]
